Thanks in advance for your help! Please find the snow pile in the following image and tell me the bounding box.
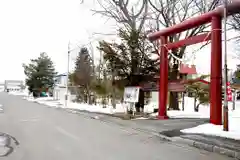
[33,97,55,101]
[181,122,240,140]
[23,96,55,102]
[8,91,29,96]
[65,103,126,114]
[0,104,3,112]
[147,96,240,140]
[150,97,210,118]
[23,96,35,101]
[24,96,64,108]
[168,97,210,118]
[38,100,63,107]
[144,102,160,113]
[180,100,240,140]
[23,95,127,114]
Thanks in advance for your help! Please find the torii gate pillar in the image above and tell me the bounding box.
[210,16,222,125]
[158,36,168,119]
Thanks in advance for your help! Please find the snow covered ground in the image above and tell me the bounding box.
[146,97,240,140]
[22,96,127,114]
[65,103,127,114]
[8,90,29,96]
[181,103,240,140]
[175,97,240,140]
[150,97,210,118]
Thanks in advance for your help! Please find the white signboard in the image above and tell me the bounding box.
[123,87,140,103]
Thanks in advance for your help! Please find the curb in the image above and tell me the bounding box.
[66,109,173,142]
[172,137,240,159]
[132,127,172,141]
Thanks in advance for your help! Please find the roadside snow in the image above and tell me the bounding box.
[23,96,55,102]
[23,96,127,114]
[181,120,240,140]
[65,103,126,114]
[8,91,29,96]
[179,99,240,140]
[150,97,210,118]
[146,96,240,140]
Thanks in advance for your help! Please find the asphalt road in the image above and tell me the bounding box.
[0,92,233,160]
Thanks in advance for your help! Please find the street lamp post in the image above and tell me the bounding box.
[223,0,229,131]
[65,41,70,107]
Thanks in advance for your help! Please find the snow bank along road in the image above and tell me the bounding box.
[0,92,233,160]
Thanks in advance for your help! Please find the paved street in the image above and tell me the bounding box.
[0,92,233,160]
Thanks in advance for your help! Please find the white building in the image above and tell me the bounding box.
[54,73,68,87]
[53,73,76,102]
[4,80,24,92]
[53,73,67,100]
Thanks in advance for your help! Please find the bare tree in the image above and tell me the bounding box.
[231,13,240,56]
[231,14,240,30]
[82,0,154,112]
[82,0,221,110]
[92,0,148,32]
[148,0,221,110]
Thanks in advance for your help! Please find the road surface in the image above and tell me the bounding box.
[0,92,233,160]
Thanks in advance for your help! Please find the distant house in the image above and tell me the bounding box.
[4,80,24,92]
[53,73,67,100]
[53,73,77,101]
[54,73,68,88]
[0,83,4,91]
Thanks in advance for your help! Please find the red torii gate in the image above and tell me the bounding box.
[148,1,240,125]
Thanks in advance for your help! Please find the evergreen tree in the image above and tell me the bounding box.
[98,28,159,86]
[71,47,94,103]
[185,75,210,112]
[233,65,240,80]
[23,52,57,96]
[186,82,209,112]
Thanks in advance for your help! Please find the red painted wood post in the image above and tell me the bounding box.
[158,36,169,119]
[210,16,222,125]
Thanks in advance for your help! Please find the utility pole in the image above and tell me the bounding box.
[65,41,70,107]
[223,0,229,131]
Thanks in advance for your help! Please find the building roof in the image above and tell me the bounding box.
[5,80,23,83]
[55,73,67,77]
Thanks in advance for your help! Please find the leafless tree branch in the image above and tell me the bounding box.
[148,0,221,57]
[90,0,148,32]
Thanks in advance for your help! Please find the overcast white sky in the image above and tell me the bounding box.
[0,0,117,82]
[0,0,239,83]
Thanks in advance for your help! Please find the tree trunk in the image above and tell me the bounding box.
[182,92,185,111]
[112,70,116,109]
[194,96,197,112]
[169,64,179,110]
[169,92,179,110]
[139,89,144,113]
[86,85,91,104]
[195,102,202,112]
